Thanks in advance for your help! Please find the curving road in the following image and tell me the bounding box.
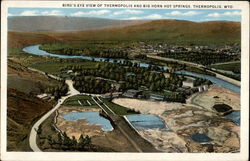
[29,79,80,152]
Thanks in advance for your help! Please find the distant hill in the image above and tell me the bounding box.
[8,16,147,32]
[8,19,240,46]
[54,19,240,44]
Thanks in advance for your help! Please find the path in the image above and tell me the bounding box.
[29,79,80,152]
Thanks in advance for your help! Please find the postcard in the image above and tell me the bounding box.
[1,1,249,161]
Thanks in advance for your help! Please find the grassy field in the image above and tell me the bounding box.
[209,62,241,72]
[99,98,139,115]
[29,60,100,75]
[63,95,99,108]
[63,95,138,115]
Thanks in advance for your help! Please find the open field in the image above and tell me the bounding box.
[63,95,98,108]
[209,62,240,72]
[29,60,100,75]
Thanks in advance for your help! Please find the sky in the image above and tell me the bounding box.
[8,8,241,22]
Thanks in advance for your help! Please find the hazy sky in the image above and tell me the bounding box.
[8,8,241,22]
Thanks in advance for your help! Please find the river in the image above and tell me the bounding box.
[23,44,240,93]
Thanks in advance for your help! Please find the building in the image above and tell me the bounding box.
[149,93,164,101]
[182,80,194,88]
[123,89,141,98]
[101,92,122,99]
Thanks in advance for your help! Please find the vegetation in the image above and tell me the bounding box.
[44,132,93,151]
[158,51,239,65]
[209,62,240,74]
[45,81,68,100]
[37,113,98,152]
[69,62,183,93]
[185,66,216,76]
[99,98,139,115]
[40,42,129,59]
[63,95,99,108]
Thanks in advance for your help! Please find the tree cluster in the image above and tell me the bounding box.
[45,82,68,99]
[158,51,238,65]
[46,132,92,151]
[40,44,128,59]
[73,76,111,94]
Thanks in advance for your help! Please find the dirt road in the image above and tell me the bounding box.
[29,79,80,152]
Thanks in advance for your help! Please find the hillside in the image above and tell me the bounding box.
[53,20,240,44]
[8,16,147,32]
[8,19,240,45]
[7,60,58,151]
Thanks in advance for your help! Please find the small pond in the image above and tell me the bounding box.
[60,112,114,131]
[126,114,168,130]
[190,133,213,143]
[225,111,240,126]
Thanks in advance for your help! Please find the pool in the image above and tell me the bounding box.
[126,114,168,130]
[190,133,213,143]
[60,112,114,131]
[225,111,240,126]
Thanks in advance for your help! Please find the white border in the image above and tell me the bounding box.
[1,1,249,161]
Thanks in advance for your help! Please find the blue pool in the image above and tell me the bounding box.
[60,112,114,131]
[126,114,167,130]
[225,111,240,125]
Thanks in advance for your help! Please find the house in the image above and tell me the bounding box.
[149,93,164,101]
[123,89,141,98]
[101,92,122,99]
[198,86,203,92]
[111,83,121,91]
[67,70,73,74]
[203,85,209,91]
[37,93,51,100]
[182,80,194,88]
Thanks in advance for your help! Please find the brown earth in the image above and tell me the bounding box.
[7,88,54,151]
[187,85,240,111]
[8,60,58,95]
[7,61,59,151]
[112,86,240,153]
[56,106,138,152]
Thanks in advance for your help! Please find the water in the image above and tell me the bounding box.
[190,133,213,143]
[23,45,167,69]
[176,70,240,93]
[126,114,167,130]
[23,44,240,93]
[225,111,240,125]
[60,112,114,131]
[23,44,241,128]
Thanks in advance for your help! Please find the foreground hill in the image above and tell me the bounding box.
[7,60,58,151]
[8,19,240,45]
[8,16,147,32]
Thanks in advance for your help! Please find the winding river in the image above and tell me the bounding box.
[23,45,240,93]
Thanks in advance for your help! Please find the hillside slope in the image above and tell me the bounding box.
[7,60,58,151]
[54,20,240,44]
[8,19,240,45]
[8,16,147,32]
